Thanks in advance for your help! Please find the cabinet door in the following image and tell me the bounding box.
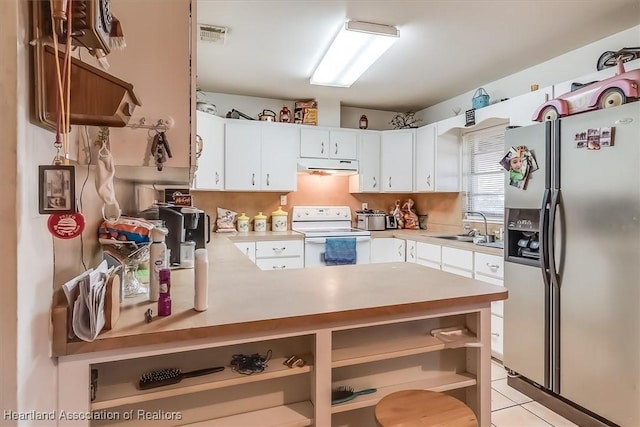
[441,246,473,278]
[194,111,224,190]
[491,314,504,361]
[225,122,261,191]
[261,124,299,191]
[405,240,417,263]
[350,131,381,193]
[381,130,414,192]
[300,127,329,158]
[435,129,461,192]
[233,242,256,263]
[415,124,436,192]
[371,238,405,263]
[330,130,358,160]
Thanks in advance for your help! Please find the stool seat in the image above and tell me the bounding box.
[374,389,478,427]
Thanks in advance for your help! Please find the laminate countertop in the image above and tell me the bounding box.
[53,234,507,357]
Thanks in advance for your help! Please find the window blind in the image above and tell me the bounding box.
[462,125,506,222]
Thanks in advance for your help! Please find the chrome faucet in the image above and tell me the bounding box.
[464,211,493,243]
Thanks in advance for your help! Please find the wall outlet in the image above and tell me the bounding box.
[361,203,368,210]
[280,195,287,206]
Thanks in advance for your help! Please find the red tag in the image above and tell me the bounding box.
[47,213,86,239]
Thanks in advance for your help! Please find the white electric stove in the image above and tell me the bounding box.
[291,206,371,267]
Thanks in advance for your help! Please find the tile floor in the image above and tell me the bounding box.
[490,360,578,427]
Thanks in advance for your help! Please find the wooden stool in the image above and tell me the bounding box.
[374,390,478,427]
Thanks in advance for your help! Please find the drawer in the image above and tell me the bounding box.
[441,246,472,272]
[416,242,441,263]
[491,314,504,361]
[255,240,303,259]
[474,252,504,280]
[255,257,304,271]
[416,259,441,270]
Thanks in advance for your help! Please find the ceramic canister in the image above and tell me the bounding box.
[271,206,288,232]
[254,212,267,232]
[237,213,250,233]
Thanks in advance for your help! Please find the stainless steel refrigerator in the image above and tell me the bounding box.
[503,102,639,426]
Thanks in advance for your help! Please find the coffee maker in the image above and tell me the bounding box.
[138,204,184,266]
[180,206,210,249]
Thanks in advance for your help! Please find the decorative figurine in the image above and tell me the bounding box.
[279,106,291,123]
[359,115,368,129]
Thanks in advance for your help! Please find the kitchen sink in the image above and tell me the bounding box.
[432,235,475,243]
[476,241,504,249]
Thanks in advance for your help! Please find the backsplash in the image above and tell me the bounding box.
[192,175,463,233]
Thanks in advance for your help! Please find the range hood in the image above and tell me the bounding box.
[297,158,359,175]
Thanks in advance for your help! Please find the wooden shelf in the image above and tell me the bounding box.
[330,372,477,414]
[92,355,313,410]
[332,329,479,368]
[181,401,314,427]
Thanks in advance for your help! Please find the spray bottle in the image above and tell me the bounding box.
[158,268,172,316]
[149,226,168,302]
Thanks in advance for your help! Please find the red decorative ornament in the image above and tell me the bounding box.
[359,115,369,129]
[47,213,86,239]
[279,106,291,123]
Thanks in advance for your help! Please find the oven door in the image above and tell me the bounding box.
[304,236,371,267]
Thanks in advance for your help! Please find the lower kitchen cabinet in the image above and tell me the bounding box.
[441,247,473,278]
[491,314,504,361]
[415,242,441,270]
[371,238,405,263]
[233,241,256,263]
[255,240,304,270]
[474,252,504,360]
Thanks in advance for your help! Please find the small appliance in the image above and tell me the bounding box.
[355,211,386,231]
[385,215,398,229]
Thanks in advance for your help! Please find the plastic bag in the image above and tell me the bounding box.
[216,207,238,232]
[98,217,153,243]
[401,199,419,230]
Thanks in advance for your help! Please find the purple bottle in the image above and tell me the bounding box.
[158,268,172,316]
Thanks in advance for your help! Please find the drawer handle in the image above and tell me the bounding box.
[272,265,286,269]
[492,332,500,337]
[272,247,286,252]
[486,263,500,270]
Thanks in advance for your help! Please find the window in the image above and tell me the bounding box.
[462,125,506,222]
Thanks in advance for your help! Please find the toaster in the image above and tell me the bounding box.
[356,213,386,231]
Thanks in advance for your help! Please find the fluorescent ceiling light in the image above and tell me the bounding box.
[311,20,399,87]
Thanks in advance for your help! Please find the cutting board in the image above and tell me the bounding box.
[103,274,120,330]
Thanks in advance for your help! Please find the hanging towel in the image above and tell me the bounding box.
[325,238,357,265]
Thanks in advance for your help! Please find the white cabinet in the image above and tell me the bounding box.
[416,242,441,270]
[349,131,381,193]
[415,124,436,192]
[233,241,256,263]
[300,127,357,160]
[194,111,224,190]
[381,130,414,192]
[255,240,304,270]
[491,314,504,361]
[405,240,417,263]
[441,247,473,278]
[225,121,299,192]
[474,252,504,321]
[371,238,406,263]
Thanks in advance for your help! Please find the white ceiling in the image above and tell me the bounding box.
[197,0,640,112]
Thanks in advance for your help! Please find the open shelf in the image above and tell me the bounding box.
[332,328,479,368]
[181,401,314,427]
[92,355,313,411]
[330,372,477,414]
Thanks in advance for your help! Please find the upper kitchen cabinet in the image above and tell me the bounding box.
[300,127,358,160]
[416,122,461,192]
[349,131,381,193]
[381,129,414,192]
[102,0,194,185]
[415,124,436,192]
[225,121,299,192]
[193,111,224,190]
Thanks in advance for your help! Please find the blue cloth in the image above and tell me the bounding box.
[324,238,357,265]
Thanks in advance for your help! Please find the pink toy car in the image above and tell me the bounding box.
[532,60,640,121]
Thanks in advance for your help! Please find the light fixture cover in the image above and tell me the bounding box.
[311,20,399,87]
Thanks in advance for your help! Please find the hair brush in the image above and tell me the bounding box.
[138,366,225,390]
[331,386,377,405]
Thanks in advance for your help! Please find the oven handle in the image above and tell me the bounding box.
[305,237,371,244]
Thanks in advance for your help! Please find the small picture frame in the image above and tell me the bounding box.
[38,165,76,214]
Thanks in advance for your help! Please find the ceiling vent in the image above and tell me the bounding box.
[199,24,227,43]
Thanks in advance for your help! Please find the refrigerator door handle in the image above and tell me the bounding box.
[548,187,562,393]
[539,188,552,389]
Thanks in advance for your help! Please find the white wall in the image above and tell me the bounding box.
[419,25,640,124]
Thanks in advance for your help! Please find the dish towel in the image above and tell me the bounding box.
[325,238,357,265]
